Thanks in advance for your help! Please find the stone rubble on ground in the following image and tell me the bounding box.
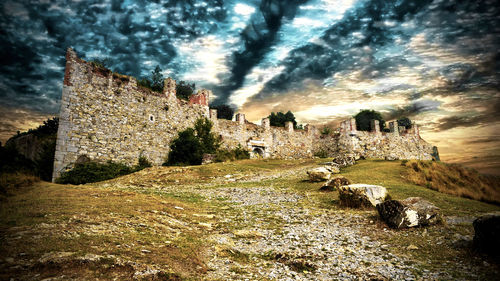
[320,175,351,192]
[377,197,441,229]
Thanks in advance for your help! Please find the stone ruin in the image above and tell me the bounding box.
[52,48,436,181]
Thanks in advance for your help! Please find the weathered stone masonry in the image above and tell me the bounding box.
[52,49,435,181]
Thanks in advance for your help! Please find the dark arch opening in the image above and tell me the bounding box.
[252,147,264,157]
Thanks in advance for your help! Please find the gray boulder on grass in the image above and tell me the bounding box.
[376,197,441,229]
[473,214,500,256]
[307,167,332,182]
[338,184,388,208]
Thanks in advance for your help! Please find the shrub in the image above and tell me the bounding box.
[135,156,152,171]
[56,161,133,185]
[55,156,151,185]
[320,127,331,136]
[215,145,250,162]
[314,150,329,158]
[233,145,250,160]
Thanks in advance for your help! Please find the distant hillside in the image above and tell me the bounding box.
[402,160,500,205]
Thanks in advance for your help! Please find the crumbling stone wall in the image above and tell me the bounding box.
[53,48,435,181]
[52,49,209,180]
[312,119,434,161]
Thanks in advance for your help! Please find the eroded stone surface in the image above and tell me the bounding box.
[377,197,441,229]
[338,184,388,208]
[307,167,332,182]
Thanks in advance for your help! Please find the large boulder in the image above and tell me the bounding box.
[376,197,441,229]
[473,214,500,256]
[338,184,387,208]
[320,175,351,192]
[307,167,331,182]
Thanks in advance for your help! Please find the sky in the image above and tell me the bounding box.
[1,0,499,174]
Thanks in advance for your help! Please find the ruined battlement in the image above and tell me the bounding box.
[52,48,435,181]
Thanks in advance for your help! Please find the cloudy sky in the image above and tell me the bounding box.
[1,0,499,174]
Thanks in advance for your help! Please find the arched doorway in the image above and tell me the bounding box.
[252,146,265,158]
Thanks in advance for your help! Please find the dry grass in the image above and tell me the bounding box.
[0,182,209,280]
[0,172,39,197]
[403,160,500,205]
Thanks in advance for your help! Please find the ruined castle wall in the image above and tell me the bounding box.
[52,49,208,180]
[313,128,433,160]
[212,119,313,158]
[267,128,313,158]
[53,50,436,181]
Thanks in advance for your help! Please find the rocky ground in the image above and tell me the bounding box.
[1,159,499,280]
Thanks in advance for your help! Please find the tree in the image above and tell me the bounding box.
[397,117,412,129]
[353,110,385,131]
[151,65,164,92]
[90,57,111,69]
[165,128,203,165]
[194,118,221,154]
[268,111,297,128]
[164,118,221,166]
[176,81,195,100]
[210,104,235,120]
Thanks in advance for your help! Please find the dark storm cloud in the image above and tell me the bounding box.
[212,0,311,105]
[385,99,441,121]
[0,0,227,115]
[249,0,435,100]
[248,0,500,102]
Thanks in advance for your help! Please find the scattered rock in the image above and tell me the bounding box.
[202,153,216,165]
[324,164,340,174]
[38,252,75,263]
[385,155,398,161]
[174,206,184,210]
[332,156,356,168]
[406,244,419,250]
[320,175,351,191]
[376,197,441,229]
[307,167,331,182]
[473,214,500,256]
[338,184,388,208]
[234,229,264,238]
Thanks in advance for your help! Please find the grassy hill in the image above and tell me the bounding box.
[1,159,499,280]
